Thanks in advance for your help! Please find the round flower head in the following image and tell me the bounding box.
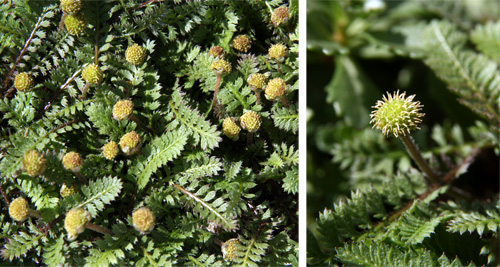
[119,131,142,155]
[222,238,239,261]
[209,46,226,58]
[210,59,232,76]
[125,44,147,65]
[247,73,267,90]
[14,72,35,92]
[240,111,262,133]
[370,90,424,137]
[264,78,287,101]
[22,149,47,177]
[271,6,290,27]
[268,44,287,60]
[60,184,77,198]
[82,63,103,85]
[64,13,87,35]
[60,0,82,14]
[9,197,30,222]
[132,207,156,234]
[62,151,83,172]
[112,100,134,120]
[222,117,241,141]
[102,141,119,159]
[233,35,251,53]
[64,208,91,241]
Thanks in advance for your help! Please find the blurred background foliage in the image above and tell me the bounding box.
[307,0,499,260]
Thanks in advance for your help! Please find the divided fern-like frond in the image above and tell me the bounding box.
[271,104,298,134]
[470,21,500,64]
[130,130,188,191]
[447,201,500,236]
[76,176,123,217]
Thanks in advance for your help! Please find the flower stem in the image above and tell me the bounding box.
[85,222,112,236]
[399,134,440,184]
[206,75,222,118]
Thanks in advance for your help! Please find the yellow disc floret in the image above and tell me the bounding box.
[22,149,47,177]
[60,184,77,198]
[125,44,147,66]
[14,72,35,92]
[240,111,262,133]
[119,131,142,155]
[132,207,156,234]
[233,35,251,53]
[222,117,241,141]
[64,208,91,241]
[370,90,424,137]
[271,6,290,27]
[222,238,239,261]
[102,141,119,159]
[64,13,87,35]
[112,100,134,120]
[9,197,30,222]
[62,151,83,172]
[210,59,232,76]
[247,73,267,90]
[82,63,103,85]
[268,44,287,60]
[60,0,82,14]
[264,78,287,101]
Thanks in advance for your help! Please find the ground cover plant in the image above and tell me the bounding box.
[307,0,499,266]
[0,0,298,265]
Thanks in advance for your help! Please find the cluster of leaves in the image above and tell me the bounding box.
[0,0,298,266]
[307,0,499,266]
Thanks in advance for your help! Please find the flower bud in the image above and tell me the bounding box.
[264,78,287,101]
[82,63,103,85]
[209,46,226,58]
[268,44,287,60]
[271,6,290,27]
[9,197,30,222]
[102,141,119,159]
[64,208,91,241]
[247,73,267,90]
[64,13,87,35]
[240,111,261,133]
[14,72,35,92]
[125,44,147,66]
[60,0,82,14]
[233,35,251,53]
[222,117,241,141]
[22,149,47,177]
[132,207,156,234]
[112,100,134,121]
[119,131,142,155]
[62,151,83,172]
[210,59,232,76]
[222,238,239,261]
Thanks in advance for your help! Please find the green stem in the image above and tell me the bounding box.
[399,134,440,185]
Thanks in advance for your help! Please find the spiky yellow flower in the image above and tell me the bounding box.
[14,72,35,92]
[64,208,91,241]
[247,73,267,90]
[22,149,47,177]
[82,63,103,85]
[240,111,261,133]
[60,0,82,14]
[209,46,226,58]
[222,238,239,261]
[64,13,87,35]
[102,141,119,159]
[210,59,232,76]
[370,90,424,137]
[125,44,147,65]
[268,44,287,60]
[119,131,142,155]
[112,100,134,120]
[222,117,241,141]
[9,197,30,222]
[62,151,83,172]
[132,207,156,234]
[264,78,287,101]
[233,35,251,53]
[271,6,290,27]
[60,184,77,197]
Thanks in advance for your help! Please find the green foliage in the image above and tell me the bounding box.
[308,0,499,266]
[0,0,297,265]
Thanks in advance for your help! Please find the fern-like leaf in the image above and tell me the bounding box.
[470,21,500,64]
[77,176,123,217]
